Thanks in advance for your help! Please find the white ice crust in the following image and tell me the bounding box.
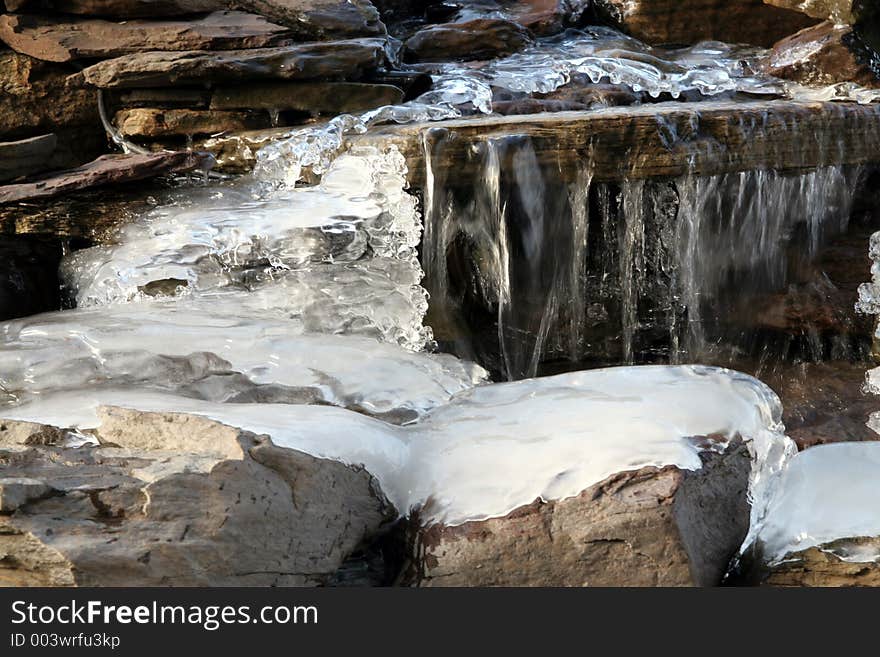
[748,443,880,564]
[1,365,788,527]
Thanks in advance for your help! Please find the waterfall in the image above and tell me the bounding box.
[421,129,864,379]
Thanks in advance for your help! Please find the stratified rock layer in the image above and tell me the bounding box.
[402,442,752,587]
[0,409,395,586]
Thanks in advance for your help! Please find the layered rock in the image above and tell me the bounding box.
[114,108,266,138]
[764,0,856,24]
[765,21,880,88]
[592,0,819,47]
[210,81,403,113]
[0,408,396,587]
[81,38,388,88]
[403,18,532,62]
[0,12,292,63]
[402,441,752,587]
[0,134,58,183]
[0,151,213,204]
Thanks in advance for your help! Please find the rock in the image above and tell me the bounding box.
[0,235,64,321]
[81,38,388,88]
[0,408,396,587]
[403,18,533,62]
[0,12,291,63]
[764,0,856,24]
[505,0,592,36]
[114,87,212,109]
[755,540,880,586]
[4,0,223,14]
[0,134,57,182]
[401,441,752,586]
[765,21,880,88]
[231,0,385,38]
[0,52,99,140]
[196,126,304,171]
[0,151,213,205]
[115,108,266,138]
[210,81,403,113]
[0,478,52,513]
[592,0,820,47]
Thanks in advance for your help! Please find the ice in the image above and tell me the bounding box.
[0,302,484,419]
[0,365,791,527]
[747,443,880,564]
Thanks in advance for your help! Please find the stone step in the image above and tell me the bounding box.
[349,100,880,188]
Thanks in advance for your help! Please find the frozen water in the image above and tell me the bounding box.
[0,304,486,420]
[0,365,791,527]
[747,443,880,564]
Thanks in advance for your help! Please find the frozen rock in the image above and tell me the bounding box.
[403,19,533,63]
[739,442,880,586]
[0,409,396,587]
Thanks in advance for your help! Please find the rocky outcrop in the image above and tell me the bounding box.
[765,21,880,87]
[592,0,819,47]
[403,18,532,62]
[0,12,291,63]
[401,441,751,587]
[0,152,213,204]
[82,38,388,88]
[0,408,396,587]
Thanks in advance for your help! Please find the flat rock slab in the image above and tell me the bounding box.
[81,38,388,88]
[402,442,752,587]
[350,101,880,188]
[403,18,533,62]
[115,108,267,138]
[4,0,224,14]
[0,151,212,205]
[0,12,292,63]
[592,0,819,47]
[0,409,395,586]
[210,81,403,113]
[0,134,57,182]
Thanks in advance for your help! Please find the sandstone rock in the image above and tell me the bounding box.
[592,0,819,47]
[0,408,396,586]
[0,151,213,205]
[0,52,99,140]
[764,0,856,24]
[115,87,212,109]
[0,134,57,182]
[115,108,266,138]
[0,12,291,63]
[231,0,385,38]
[210,81,403,113]
[765,21,880,88]
[0,478,51,513]
[505,0,592,36]
[754,539,880,586]
[403,18,533,62]
[4,0,223,14]
[196,126,305,171]
[81,38,388,88]
[401,441,751,586]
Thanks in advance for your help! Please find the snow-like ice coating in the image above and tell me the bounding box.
[0,365,790,527]
[748,443,880,564]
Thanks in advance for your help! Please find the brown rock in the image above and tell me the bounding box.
[196,126,305,171]
[592,0,819,47]
[764,0,856,24]
[0,409,396,586]
[0,134,57,182]
[506,0,592,36]
[403,18,533,63]
[231,0,385,38]
[401,441,751,586]
[115,108,266,138]
[114,87,212,109]
[0,151,213,205]
[744,538,880,586]
[0,52,99,139]
[0,12,291,63]
[81,38,388,88]
[765,21,880,88]
[4,0,223,13]
[211,81,403,113]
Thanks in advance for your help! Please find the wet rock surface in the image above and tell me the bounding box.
[403,18,533,62]
[402,442,752,587]
[0,409,396,587]
[592,0,819,47]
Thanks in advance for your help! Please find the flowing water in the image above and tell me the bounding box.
[2,26,879,536]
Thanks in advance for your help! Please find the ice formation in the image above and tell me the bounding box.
[747,443,880,564]
[1,365,791,527]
